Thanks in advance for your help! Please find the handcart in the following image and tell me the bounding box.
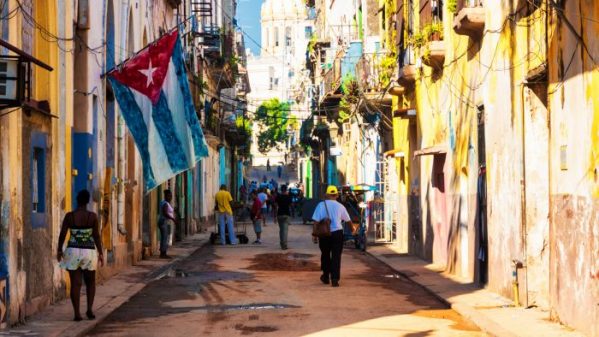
[340,184,377,251]
[209,201,250,245]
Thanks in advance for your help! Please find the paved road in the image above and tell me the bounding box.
[87,220,485,337]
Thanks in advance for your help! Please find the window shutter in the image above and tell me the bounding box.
[419,0,432,27]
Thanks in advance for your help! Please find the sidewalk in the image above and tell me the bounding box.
[367,244,585,337]
[7,232,209,337]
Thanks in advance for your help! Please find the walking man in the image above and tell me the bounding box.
[257,188,269,227]
[250,191,263,244]
[275,185,293,250]
[312,185,352,287]
[215,184,237,245]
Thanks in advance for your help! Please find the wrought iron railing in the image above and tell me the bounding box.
[321,56,342,98]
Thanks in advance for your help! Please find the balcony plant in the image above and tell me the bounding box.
[376,54,397,89]
[448,0,457,13]
[338,74,360,123]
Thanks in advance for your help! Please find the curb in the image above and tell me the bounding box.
[366,251,517,337]
[71,236,210,337]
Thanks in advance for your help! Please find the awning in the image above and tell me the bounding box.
[414,145,447,157]
[0,39,53,71]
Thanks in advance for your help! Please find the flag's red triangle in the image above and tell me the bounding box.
[109,30,179,104]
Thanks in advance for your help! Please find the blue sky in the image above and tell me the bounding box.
[236,0,262,55]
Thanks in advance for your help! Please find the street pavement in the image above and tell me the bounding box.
[84,218,483,337]
[9,215,584,337]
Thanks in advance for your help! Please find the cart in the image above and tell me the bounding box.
[209,201,250,245]
[340,184,377,251]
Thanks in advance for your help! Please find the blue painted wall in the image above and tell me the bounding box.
[341,41,363,80]
[219,146,226,186]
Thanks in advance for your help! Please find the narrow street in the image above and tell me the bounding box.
[87,219,482,337]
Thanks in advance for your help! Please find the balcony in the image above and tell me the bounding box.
[397,65,417,87]
[453,0,485,38]
[422,40,446,69]
[195,25,221,56]
[320,56,342,102]
[355,54,381,93]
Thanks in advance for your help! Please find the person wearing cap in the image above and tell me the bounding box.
[215,184,238,245]
[311,185,353,287]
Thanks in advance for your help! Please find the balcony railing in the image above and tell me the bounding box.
[194,25,221,55]
[356,54,382,93]
[321,56,342,101]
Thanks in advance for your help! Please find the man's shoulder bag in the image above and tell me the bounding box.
[312,200,332,238]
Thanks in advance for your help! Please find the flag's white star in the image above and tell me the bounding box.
[139,60,158,87]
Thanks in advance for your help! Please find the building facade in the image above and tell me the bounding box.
[305,0,599,336]
[247,0,313,168]
[0,0,247,327]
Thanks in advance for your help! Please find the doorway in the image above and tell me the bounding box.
[431,154,448,266]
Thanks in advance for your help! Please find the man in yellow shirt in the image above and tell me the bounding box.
[215,184,237,245]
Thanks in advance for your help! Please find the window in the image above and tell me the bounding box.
[32,148,43,212]
[305,26,313,39]
[274,27,279,47]
[285,27,292,47]
[265,27,269,48]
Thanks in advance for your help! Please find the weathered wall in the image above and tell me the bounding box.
[389,0,553,292]
[547,1,599,335]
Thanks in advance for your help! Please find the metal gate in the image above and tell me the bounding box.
[373,158,400,243]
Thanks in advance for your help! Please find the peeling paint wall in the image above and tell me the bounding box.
[548,1,599,336]
[390,0,554,298]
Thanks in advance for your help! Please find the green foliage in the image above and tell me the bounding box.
[254,98,297,154]
[235,115,252,156]
[408,31,426,48]
[383,0,398,55]
[408,22,444,52]
[448,0,457,13]
[307,33,318,55]
[377,54,397,88]
[338,74,360,123]
[228,55,240,67]
[425,22,444,40]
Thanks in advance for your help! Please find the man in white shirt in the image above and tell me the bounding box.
[312,185,352,287]
[257,188,269,227]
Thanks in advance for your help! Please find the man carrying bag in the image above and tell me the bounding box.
[311,185,353,287]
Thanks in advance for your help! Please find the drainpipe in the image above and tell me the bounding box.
[519,81,528,306]
[117,115,126,235]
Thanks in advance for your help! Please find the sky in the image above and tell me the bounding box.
[236,0,263,56]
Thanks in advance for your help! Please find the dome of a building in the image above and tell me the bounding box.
[261,0,307,21]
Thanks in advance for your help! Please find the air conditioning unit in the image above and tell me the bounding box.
[0,58,20,101]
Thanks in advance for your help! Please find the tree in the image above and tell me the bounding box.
[254,98,298,154]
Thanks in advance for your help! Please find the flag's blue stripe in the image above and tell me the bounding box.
[152,92,189,172]
[172,38,209,158]
[107,77,157,190]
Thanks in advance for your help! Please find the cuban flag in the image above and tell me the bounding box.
[107,30,209,191]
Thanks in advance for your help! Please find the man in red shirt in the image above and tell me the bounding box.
[250,192,263,244]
